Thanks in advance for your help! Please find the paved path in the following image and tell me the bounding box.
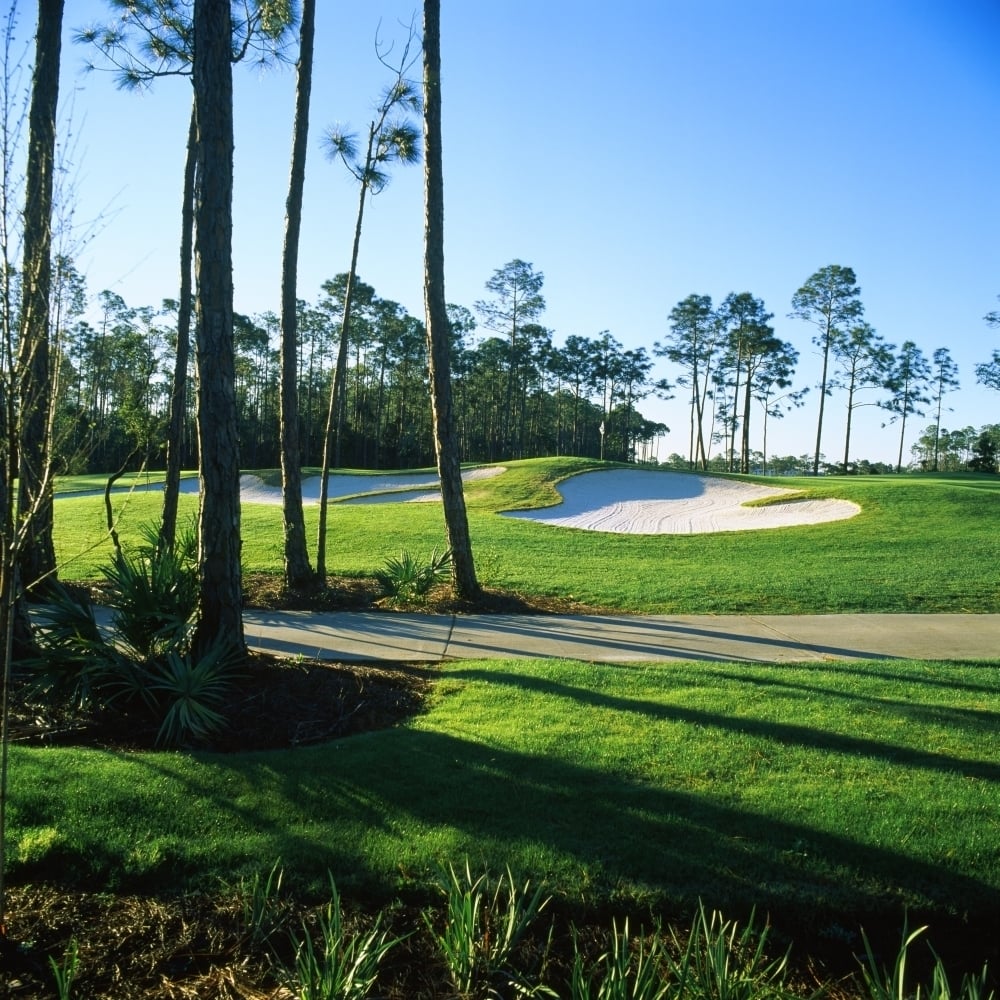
[243,611,1000,664]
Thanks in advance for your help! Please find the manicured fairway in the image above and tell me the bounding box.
[52,459,1000,613]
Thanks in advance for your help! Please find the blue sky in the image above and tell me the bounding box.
[55,1,1000,466]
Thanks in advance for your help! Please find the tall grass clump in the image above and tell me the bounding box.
[568,902,795,1000]
[284,876,402,1000]
[859,922,996,1000]
[664,903,794,1000]
[233,859,291,951]
[569,918,669,999]
[48,939,79,1000]
[423,861,553,998]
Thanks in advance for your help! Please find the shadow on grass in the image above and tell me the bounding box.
[447,666,1000,782]
[707,665,1000,727]
[13,660,998,974]
[280,724,998,976]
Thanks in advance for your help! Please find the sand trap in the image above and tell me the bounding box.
[238,466,506,505]
[502,469,860,534]
[68,466,858,535]
[58,468,507,505]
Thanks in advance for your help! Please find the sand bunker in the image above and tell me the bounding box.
[75,466,858,535]
[238,465,506,505]
[502,469,860,535]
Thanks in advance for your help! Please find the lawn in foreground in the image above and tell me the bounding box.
[51,458,1000,614]
[10,655,999,949]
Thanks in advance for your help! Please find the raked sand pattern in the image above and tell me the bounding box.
[501,469,860,535]
[87,466,859,535]
[237,465,506,505]
[274,466,859,535]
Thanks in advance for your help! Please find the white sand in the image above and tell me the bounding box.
[95,466,857,536]
[237,465,506,505]
[502,469,860,535]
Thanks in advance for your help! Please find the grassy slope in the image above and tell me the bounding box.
[9,656,999,930]
[20,460,1000,970]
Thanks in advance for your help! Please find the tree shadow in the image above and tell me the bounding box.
[706,665,1000,728]
[12,658,998,973]
[447,665,1000,781]
[445,613,896,662]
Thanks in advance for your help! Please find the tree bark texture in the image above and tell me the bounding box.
[193,0,243,654]
[16,0,63,593]
[422,0,479,600]
[278,0,316,588]
[160,100,197,553]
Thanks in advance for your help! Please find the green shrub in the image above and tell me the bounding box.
[27,522,240,748]
[146,639,244,747]
[376,547,451,602]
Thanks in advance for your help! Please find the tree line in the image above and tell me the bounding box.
[30,256,1000,484]
[40,259,673,477]
[662,265,998,476]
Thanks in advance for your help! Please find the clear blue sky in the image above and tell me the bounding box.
[55,1,1000,466]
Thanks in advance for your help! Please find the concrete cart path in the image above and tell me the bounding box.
[242,610,1000,664]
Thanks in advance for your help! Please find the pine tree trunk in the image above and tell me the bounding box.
[16,0,63,595]
[316,174,368,580]
[160,102,197,553]
[843,372,857,472]
[813,321,833,475]
[423,0,479,601]
[192,0,243,655]
[279,0,316,589]
[740,376,753,474]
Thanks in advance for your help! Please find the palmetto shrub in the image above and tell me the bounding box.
[375,548,452,603]
[103,522,199,660]
[27,523,242,748]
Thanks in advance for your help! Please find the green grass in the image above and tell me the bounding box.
[52,458,1000,613]
[52,470,198,494]
[23,460,1000,980]
[9,656,999,930]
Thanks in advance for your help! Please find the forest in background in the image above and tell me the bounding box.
[37,256,1000,480]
